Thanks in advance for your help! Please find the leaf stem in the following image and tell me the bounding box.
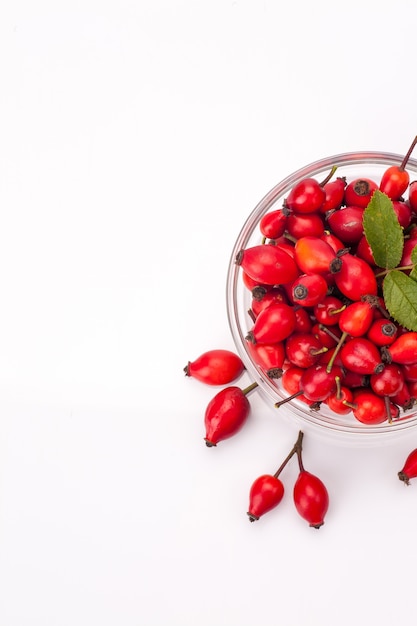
[375,264,415,278]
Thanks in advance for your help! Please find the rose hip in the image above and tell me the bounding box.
[340,337,384,375]
[382,332,417,365]
[321,177,347,213]
[184,349,244,385]
[204,382,258,446]
[292,432,329,529]
[246,302,296,344]
[398,448,417,485]
[380,136,417,200]
[290,273,329,307]
[334,252,378,301]
[327,206,365,245]
[247,474,285,522]
[285,333,327,369]
[247,430,304,522]
[285,178,326,214]
[236,244,299,286]
[294,236,338,275]
[259,209,287,240]
[344,177,378,208]
[246,340,285,379]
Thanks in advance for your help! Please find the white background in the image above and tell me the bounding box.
[1,1,417,624]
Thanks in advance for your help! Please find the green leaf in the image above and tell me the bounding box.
[383,270,417,331]
[363,190,403,269]
[410,244,417,282]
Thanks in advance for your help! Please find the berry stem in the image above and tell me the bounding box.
[274,430,304,478]
[400,135,417,171]
[319,165,338,187]
[247,308,256,323]
[318,324,342,344]
[275,390,303,408]
[335,375,342,401]
[326,331,348,373]
[384,395,393,424]
[242,382,259,395]
[295,432,305,472]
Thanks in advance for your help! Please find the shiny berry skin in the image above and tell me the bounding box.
[383,332,417,365]
[370,364,405,397]
[340,337,384,375]
[320,231,345,253]
[398,448,417,484]
[259,209,287,240]
[409,180,417,212]
[286,212,325,238]
[293,306,314,333]
[312,322,343,348]
[356,235,376,266]
[392,381,416,411]
[247,474,285,521]
[236,244,299,286]
[320,177,346,213]
[393,200,412,229]
[350,390,389,425]
[247,302,296,345]
[325,385,353,415]
[380,167,410,201]
[344,177,378,208]
[274,239,297,259]
[242,271,267,292]
[290,273,328,307]
[318,345,344,369]
[379,136,417,200]
[338,300,374,338]
[367,319,398,347]
[326,206,364,245]
[281,366,314,406]
[293,470,329,529]
[246,340,285,378]
[285,178,325,214]
[399,237,417,272]
[342,370,369,389]
[294,236,337,275]
[401,362,417,382]
[334,253,377,300]
[313,296,345,326]
[285,333,326,369]
[204,383,256,446]
[184,349,244,385]
[251,286,288,317]
[300,364,343,402]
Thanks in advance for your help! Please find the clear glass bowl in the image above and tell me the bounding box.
[226,152,417,445]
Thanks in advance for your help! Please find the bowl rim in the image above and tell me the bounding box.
[226,151,417,438]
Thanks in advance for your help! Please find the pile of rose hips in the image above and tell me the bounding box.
[238,137,417,426]
[185,136,417,529]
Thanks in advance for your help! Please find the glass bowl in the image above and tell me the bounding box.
[226,152,417,445]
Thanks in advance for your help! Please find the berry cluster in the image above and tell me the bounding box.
[237,137,417,426]
[185,350,329,528]
[247,430,329,529]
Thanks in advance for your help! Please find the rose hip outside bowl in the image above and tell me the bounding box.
[226,152,417,445]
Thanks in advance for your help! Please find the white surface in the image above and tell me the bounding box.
[1,1,417,624]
